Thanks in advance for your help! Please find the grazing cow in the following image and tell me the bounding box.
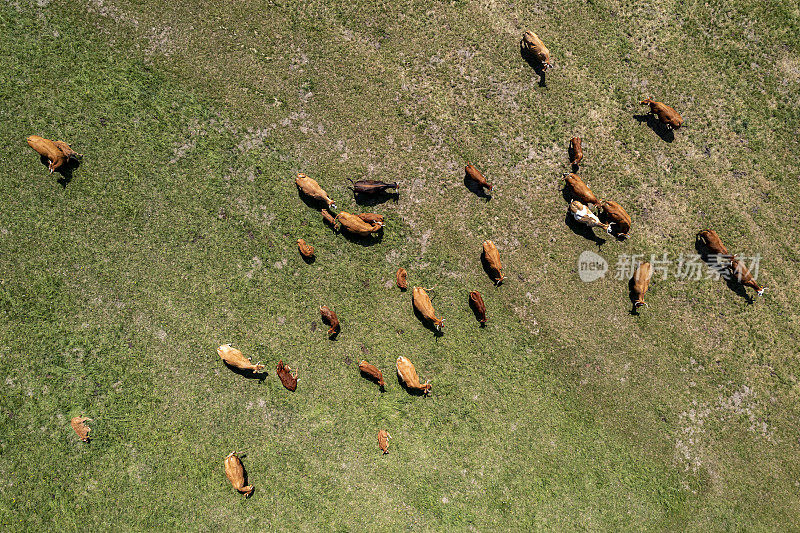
[640,98,683,129]
[295,173,336,209]
[276,361,298,391]
[569,137,583,167]
[70,416,92,442]
[224,452,254,497]
[27,135,70,173]
[396,356,431,395]
[297,239,315,259]
[320,305,340,337]
[482,240,506,285]
[465,163,493,191]
[729,258,766,296]
[359,361,385,388]
[412,287,444,331]
[469,291,488,325]
[396,267,408,290]
[696,229,730,258]
[520,31,552,70]
[377,430,391,454]
[357,213,385,226]
[599,200,631,238]
[631,262,653,310]
[569,200,611,233]
[335,212,382,236]
[217,344,265,373]
[563,173,600,206]
[348,179,398,195]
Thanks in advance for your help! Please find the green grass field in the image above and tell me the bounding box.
[1,0,799,530]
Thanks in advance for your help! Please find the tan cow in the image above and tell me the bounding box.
[412,287,444,331]
[520,31,552,70]
[224,452,254,497]
[377,430,391,454]
[482,240,506,285]
[396,356,431,395]
[71,416,92,442]
[217,344,265,373]
[334,212,382,236]
[640,98,683,129]
[295,173,336,209]
[631,262,653,309]
[359,361,385,388]
[563,173,600,206]
[396,267,408,290]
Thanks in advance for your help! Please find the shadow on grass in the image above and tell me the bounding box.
[633,114,674,143]
[39,155,79,188]
[564,211,607,247]
[339,227,383,246]
[463,175,492,201]
[693,237,753,304]
[520,48,547,87]
[412,304,444,337]
[301,253,316,265]
[480,253,505,286]
[223,361,268,382]
[396,373,428,396]
[353,191,399,207]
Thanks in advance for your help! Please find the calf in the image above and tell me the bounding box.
[396,267,408,290]
[640,98,683,129]
[224,452,254,497]
[297,239,315,259]
[295,173,336,209]
[217,344,265,373]
[482,240,506,285]
[276,360,298,391]
[569,137,583,167]
[321,209,336,227]
[348,179,398,195]
[563,173,600,206]
[569,200,611,233]
[412,286,444,331]
[396,356,431,395]
[465,163,493,191]
[599,200,631,238]
[631,262,653,310]
[70,416,92,442]
[520,30,552,70]
[335,212,382,236]
[469,291,488,325]
[320,305,340,337]
[729,258,765,296]
[359,360,385,388]
[377,430,391,454]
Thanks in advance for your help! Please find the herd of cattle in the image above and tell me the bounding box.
[27,29,767,497]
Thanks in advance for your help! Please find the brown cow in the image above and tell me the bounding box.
[349,179,398,195]
[599,200,631,238]
[321,209,336,226]
[563,173,600,206]
[71,416,92,442]
[295,173,336,209]
[482,240,505,285]
[640,98,683,129]
[396,267,408,290]
[465,163,493,191]
[357,213,385,226]
[217,344,265,373]
[729,258,766,296]
[412,287,444,331]
[696,229,730,258]
[297,239,315,259]
[469,291,487,325]
[568,200,611,233]
[335,212,382,236]
[569,137,583,167]
[359,360,385,388]
[631,262,653,310]
[396,356,431,395]
[320,305,340,337]
[27,135,69,173]
[520,31,552,70]
[276,360,298,391]
[224,452,254,497]
[377,430,391,454]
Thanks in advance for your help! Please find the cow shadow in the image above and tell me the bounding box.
[339,227,384,246]
[40,156,79,188]
[520,48,547,87]
[412,304,444,337]
[564,211,607,246]
[396,373,428,396]
[693,238,753,303]
[628,276,642,315]
[633,114,674,143]
[353,191,399,207]
[301,253,316,265]
[463,175,492,201]
[223,361,268,382]
[359,369,386,392]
